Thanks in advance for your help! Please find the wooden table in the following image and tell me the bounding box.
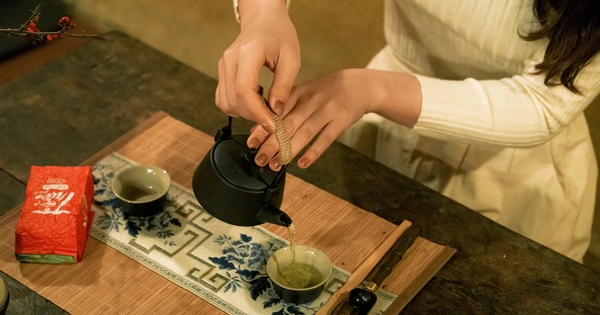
[0,31,599,314]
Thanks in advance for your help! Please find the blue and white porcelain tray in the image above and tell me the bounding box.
[91,152,397,315]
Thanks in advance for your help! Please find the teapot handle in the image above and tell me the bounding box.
[215,87,261,143]
[214,116,233,142]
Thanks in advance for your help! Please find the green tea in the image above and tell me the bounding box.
[120,184,158,201]
[280,223,323,288]
[288,223,296,265]
[279,262,323,289]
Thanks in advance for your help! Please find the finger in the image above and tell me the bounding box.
[272,108,328,167]
[248,124,270,149]
[215,82,222,109]
[268,55,300,116]
[296,121,344,169]
[258,87,302,170]
[216,58,226,111]
[218,53,240,115]
[255,112,298,168]
[278,95,346,169]
[254,134,280,167]
[273,90,321,155]
[237,52,277,133]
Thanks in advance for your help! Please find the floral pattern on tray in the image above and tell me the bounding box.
[91,152,396,315]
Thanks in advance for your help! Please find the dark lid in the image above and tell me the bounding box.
[212,135,281,190]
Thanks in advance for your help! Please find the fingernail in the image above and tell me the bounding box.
[255,154,268,166]
[271,157,282,171]
[274,100,285,116]
[261,123,276,134]
[298,157,310,168]
[248,138,260,149]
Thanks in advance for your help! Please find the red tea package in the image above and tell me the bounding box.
[15,166,95,264]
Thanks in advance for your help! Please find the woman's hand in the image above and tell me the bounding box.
[216,0,300,134]
[248,68,422,170]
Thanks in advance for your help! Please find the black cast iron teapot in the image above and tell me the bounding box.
[192,117,292,227]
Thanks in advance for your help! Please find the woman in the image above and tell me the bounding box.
[216,0,600,262]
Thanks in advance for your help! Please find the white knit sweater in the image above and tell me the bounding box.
[365,0,600,262]
[385,0,600,147]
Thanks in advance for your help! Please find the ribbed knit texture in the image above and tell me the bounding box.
[384,0,600,146]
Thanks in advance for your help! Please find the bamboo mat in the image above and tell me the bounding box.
[0,111,455,314]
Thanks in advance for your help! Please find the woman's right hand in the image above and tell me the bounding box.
[216,0,301,134]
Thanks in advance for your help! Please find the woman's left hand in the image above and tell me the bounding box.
[247,68,422,170]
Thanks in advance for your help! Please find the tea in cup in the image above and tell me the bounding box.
[267,245,332,304]
[111,165,171,217]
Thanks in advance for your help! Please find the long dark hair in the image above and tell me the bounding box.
[521,0,600,93]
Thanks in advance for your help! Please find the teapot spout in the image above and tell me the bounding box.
[256,204,292,227]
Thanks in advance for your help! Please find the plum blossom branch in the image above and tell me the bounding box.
[0,4,104,44]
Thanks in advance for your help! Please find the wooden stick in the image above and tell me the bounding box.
[316,220,413,315]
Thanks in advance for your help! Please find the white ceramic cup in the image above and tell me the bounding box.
[111,165,171,217]
[267,245,332,304]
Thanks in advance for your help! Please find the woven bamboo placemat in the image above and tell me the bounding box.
[0,111,455,314]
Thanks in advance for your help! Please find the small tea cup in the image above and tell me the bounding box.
[0,276,8,315]
[111,165,171,217]
[267,245,332,304]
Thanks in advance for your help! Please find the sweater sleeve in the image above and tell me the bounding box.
[413,50,600,148]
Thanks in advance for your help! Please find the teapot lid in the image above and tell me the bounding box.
[212,134,281,190]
